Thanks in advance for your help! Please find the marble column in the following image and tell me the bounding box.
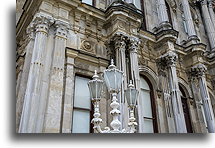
[208,0,215,30]
[157,0,170,25]
[189,76,208,133]
[181,0,199,42]
[18,14,54,133]
[200,0,215,51]
[113,33,128,130]
[44,21,69,133]
[16,26,35,132]
[159,51,187,133]
[191,64,215,133]
[128,37,142,132]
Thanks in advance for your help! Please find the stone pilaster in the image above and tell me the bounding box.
[189,76,208,133]
[208,0,215,30]
[112,33,128,130]
[190,64,215,133]
[157,0,171,26]
[44,21,69,133]
[200,0,215,51]
[18,14,54,133]
[158,51,187,133]
[61,54,77,133]
[128,37,142,132]
[181,0,199,42]
[16,26,35,132]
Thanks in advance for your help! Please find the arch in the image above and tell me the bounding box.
[178,77,193,98]
[139,66,159,91]
[179,84,193,133]
[165,0,173,25]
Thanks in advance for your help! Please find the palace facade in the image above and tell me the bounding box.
[16,0,215,133]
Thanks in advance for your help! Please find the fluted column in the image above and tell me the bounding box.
[128,37,142,132]
[159,51,187,133]
[113,33,128,130]
[208,0,215,30]
[200,0,215,51]
[181,0,199,42]
[18,14,54,133]
[44,21,69,133]
[190,64,215,133]
[157,0,170,25]
[189,76,208,133]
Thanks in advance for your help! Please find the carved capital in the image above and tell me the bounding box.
[128,37,140,53]
[200,0,207,5]
[112,33,127,51]
[158,51,178,68]
[54,21,69,39]
[190,64,207,78]
[33,14,54,34]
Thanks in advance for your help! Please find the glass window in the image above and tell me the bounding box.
[72,76,91,133]
[140,76,157,133]
[133,0,141,10]
[82,0,93,5]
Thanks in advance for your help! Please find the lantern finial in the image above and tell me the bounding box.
[108,59,116,69]
[92,70,99,80]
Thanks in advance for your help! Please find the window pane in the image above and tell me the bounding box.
[133,0,141,10]
[72,109,90,133]
[74,76,91,109]
[82,0,93,5]
[141,89,152,118]
[143,119,154,133]
[140,77,150,90]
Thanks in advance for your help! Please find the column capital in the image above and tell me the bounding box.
[128,37,140,53]
[54,21,70,39]
[200,0,207,5]
[33,13,54,34]
[158,51,178,68]
[190,64,207,78]
[112,32,127,51]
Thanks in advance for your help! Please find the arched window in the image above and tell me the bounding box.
[179,85,193,133]
[165,1,173,25]
[140,76,158,133]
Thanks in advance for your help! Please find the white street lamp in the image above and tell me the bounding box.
[88,59,138,133]
[125,80,138,133]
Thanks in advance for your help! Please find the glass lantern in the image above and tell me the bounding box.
[88,70,103,101]
[103,59,123,93]
[125,80,139,108]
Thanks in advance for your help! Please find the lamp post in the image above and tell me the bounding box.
[88,59,138,133]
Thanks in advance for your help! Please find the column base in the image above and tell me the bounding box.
[153,21,172,34]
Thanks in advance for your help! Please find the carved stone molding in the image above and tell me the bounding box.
[81,40,93,52]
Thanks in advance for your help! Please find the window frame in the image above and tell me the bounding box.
[81,0,96,7]
[71,74,94,133]
[140,75,158,133]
